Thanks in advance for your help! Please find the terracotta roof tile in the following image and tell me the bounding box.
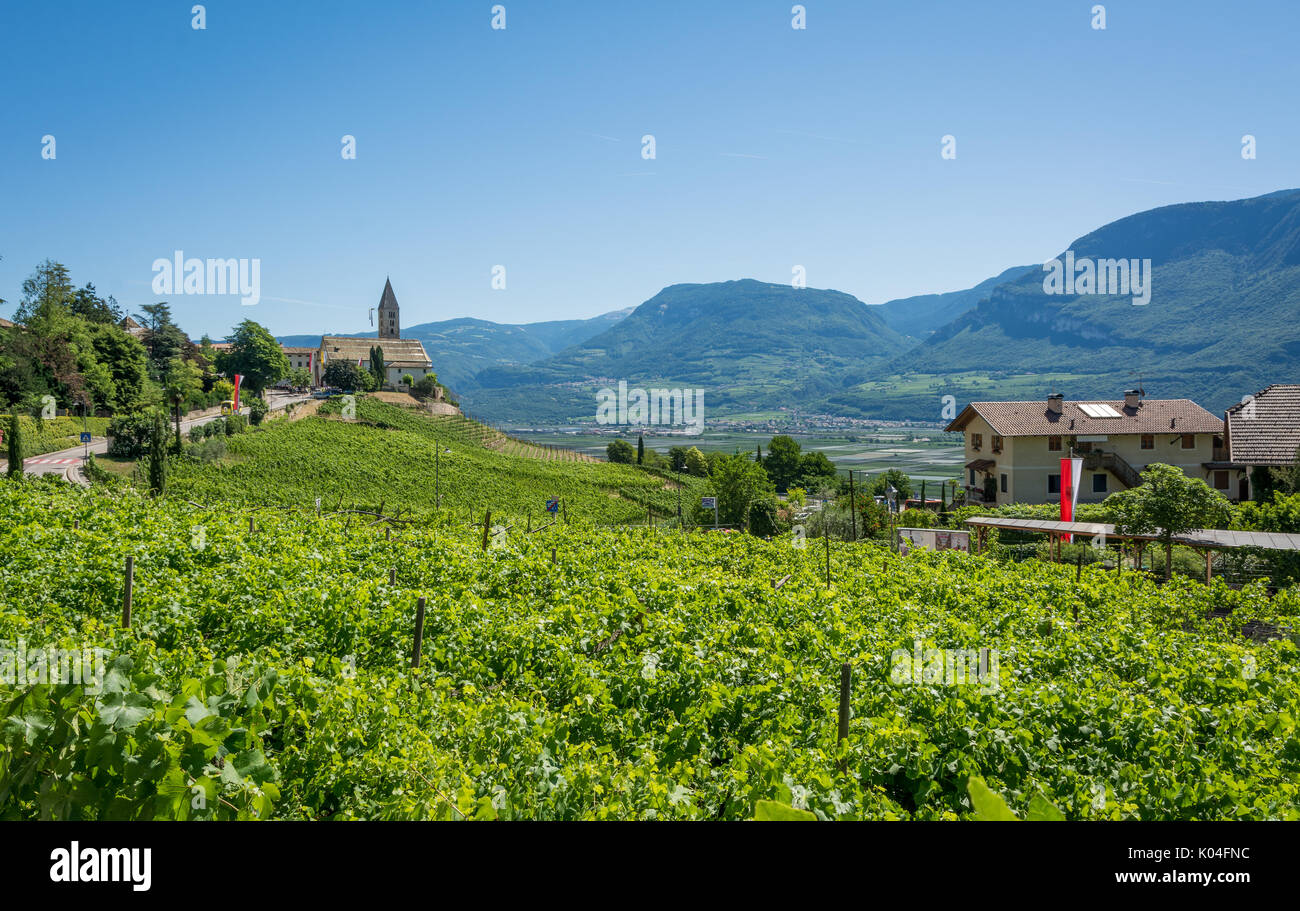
[946,398,1222,437]
[1226,384,1300,466]
[320,336,431,367]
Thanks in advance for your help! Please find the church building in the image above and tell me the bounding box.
[316,279,434,387]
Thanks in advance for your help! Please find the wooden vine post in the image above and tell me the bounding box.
[824,530,831,588]
[122,555,134,629]
[848,471,857,541]
[411,597,427,668]
[482,509,492,551]
[837,663,852,772]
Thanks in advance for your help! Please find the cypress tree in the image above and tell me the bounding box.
[637,434,645,465]
[147,410,168,496]
[6,412,23,478]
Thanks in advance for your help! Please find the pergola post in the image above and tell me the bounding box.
[1205,550,1213,585]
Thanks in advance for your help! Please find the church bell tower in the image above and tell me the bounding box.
[378,278,400,339]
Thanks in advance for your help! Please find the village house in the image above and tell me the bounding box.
[279,346,317,385]
[316,279,433,387]
[945,391,1226,506]
[1215,384,1300,500]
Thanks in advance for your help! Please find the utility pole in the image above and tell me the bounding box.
[847,470,859,541]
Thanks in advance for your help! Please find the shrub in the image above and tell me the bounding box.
[411,375,440,400]
[186,437,228,463]
[82,453,120,487]
[748,497,782,537]
[684,446,709,477]
[248,397,269,426]
[606,440,635,464]
[107,413,153,458]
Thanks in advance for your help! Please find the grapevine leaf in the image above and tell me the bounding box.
[966,777,1018,821]
[753,800,816,821]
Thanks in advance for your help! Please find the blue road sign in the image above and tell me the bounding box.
[701,497,717,509]
[546,497,560,514]
[80,432,92,444]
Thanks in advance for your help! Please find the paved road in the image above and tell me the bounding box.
[7,391,314,484]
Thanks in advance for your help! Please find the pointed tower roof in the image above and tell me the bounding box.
[378,278,399,311]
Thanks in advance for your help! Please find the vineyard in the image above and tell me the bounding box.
[2,480,1297,820]
[164,397,702,525]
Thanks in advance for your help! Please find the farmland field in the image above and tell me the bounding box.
[3,480,1297,821]
[513,428,966,484]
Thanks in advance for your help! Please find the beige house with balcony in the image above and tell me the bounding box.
[945,391,1227,506]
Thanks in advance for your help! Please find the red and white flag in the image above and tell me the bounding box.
[1060,457,1083,541]
[233,374,243,412]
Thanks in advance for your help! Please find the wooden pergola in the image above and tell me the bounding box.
[963,516,1300,583]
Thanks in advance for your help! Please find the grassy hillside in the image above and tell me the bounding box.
[464,280,906,423]
[165,396,706,525]
[3,481,1297,820]
[882,189,1300,416]
[869,265,1036,341]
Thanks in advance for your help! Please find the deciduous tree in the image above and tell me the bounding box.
[1107,463,1231,580]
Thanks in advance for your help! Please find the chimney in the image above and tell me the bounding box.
[1047,394,1064,415]
[1124,389,1141,409]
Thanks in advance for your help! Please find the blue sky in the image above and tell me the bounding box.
[2,0,1297,338]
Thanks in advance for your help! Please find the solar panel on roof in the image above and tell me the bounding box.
[1079,403,1122,418]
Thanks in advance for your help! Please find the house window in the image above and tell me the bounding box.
[1141,434,1154,450]
[1076,441,1093,453]
[1047,435,1062,452]
[991,435,1004,453]
[1000,474,1008,493]
[1093,474,1107,493]
[1181,434,1196,450]
[1214,470,1229,489]
[968,469,976,486]
[1048,474,1061,495]
[971,433,982,451]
